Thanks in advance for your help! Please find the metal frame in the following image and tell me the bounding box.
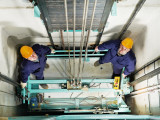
[8,114,160,120]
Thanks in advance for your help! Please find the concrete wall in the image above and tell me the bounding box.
[127,59,160,115]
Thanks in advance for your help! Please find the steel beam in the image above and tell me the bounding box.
[95,0,114,46]
[8,114,160,120]
[28,79,114,84]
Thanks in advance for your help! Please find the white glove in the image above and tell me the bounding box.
[50,48,55,54]
[122,73,127,78]
[21,82,27,88]
[95,46,99,52]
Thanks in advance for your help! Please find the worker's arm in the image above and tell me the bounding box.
[32,44,51,55]
[123,58,136,76]
[95,40,119,52]
[20,64,30,88]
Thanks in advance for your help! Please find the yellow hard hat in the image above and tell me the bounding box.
[20,46,33,59]
[121,37,133,49]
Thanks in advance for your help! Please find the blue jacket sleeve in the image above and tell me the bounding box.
[98,40,118,50]
[40,45,51,55]
[124,58,136,76]
[32,44,51,55]
[20,64,30,83]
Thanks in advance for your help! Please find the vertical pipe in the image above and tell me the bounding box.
[73,0,76,82]
[82,0,97,75]
[64,0,72,79]
[60,30,65,50]
[77,0,89,83]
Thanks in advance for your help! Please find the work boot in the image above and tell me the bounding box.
[94,60,100,67]
[40,84,49,89]
[45,63,49,69]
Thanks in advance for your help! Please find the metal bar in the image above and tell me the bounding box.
[77,0,89,82]
[0,72,20,88]
[131,67,160,86]
[37,0,55,49]
[8,115,160,120]
[29,88,115,93]
[73,0,76,81]
[22,88,25,104]
[129,84,160,96]
[82,0,97,76]
[133,56,160,75]
[27,79,114,84]
[118,0,146,40]
[64,0,72,79]
[52,49,108,53]
[95,0,114,46]
[47,54,105,57]
[60,30,65,50]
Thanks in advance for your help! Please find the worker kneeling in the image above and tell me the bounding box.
[94,38,136,78]
[20,44,54,89]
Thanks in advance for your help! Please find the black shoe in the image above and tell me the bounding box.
[45,63,49,69]
[94,60,100,67]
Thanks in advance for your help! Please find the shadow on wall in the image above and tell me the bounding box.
[1,26,44,82]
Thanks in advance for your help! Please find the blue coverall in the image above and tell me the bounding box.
[98,40,136,75]
[21,44,51,83]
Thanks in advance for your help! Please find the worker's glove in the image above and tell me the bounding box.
[50,48,55,54]
[20,82,27,89]
[122,73,127,78]
[95,46,99,52]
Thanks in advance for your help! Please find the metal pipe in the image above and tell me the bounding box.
[37,0,55,49]
[118,0,146,40]
[133,56,160,75]
[0,72,20,88]
[28,79,114,84]
[64,0,72,78]
[95,0,114,46]
[129,84,160,96]
[77,0,89,83]
[81,0,97,76]
[60,30,65,50]
[73,0,76,81]
[29,88,115,93]
[47,54,105,57]
[51,49,108,53]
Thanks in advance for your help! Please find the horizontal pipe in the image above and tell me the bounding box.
[28,79,114,84]
[29,88,115,93]
[129,84,160,96]
[47,54,105,57]
[8,114,160,119]
[54,49,108,52]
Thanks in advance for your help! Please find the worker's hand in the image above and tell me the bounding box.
[122,73,127,78]
[20,82,27,89]
[50,48,55,54]
[95,46,99,52]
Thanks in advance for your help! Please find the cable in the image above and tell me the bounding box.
[81,0,97,77]
[77,0,89,83]
[72,0,76,82]
[64,0,72,80]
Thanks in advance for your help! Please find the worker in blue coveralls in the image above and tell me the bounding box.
[94,38,136,78]
[20,44,54,89]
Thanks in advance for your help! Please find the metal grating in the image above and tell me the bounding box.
[36,0,114,31]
